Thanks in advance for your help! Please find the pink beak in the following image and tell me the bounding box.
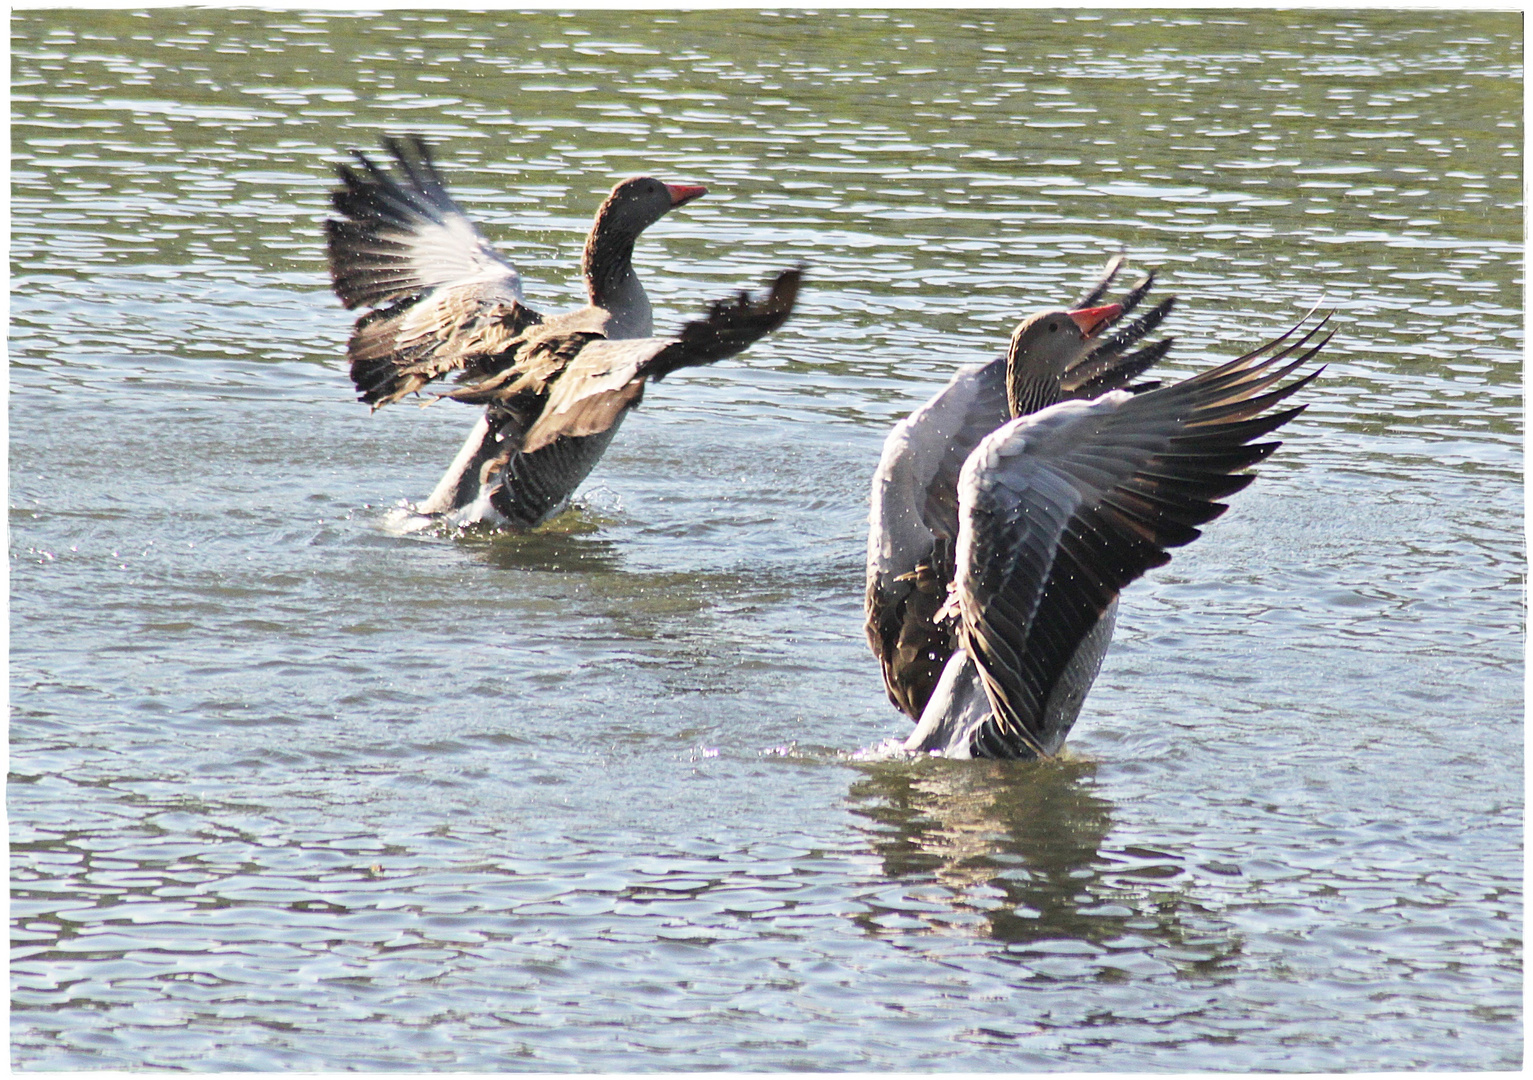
[1069,303,1123,339]
[664,182,708,207]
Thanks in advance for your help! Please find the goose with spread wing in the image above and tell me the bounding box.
[867,257,1176,722]
[327,135,800,528]
[877,303,1329,759]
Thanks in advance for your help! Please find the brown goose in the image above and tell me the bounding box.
[866,258,1175,722]
[879,305,1329,760]
[327,135,799,528]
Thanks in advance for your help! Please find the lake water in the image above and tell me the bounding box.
[9,8,1523,1071]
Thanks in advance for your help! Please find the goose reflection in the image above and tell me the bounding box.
[848,759,1239,969]
[469,525,626,575]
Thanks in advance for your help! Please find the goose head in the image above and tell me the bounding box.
[594,177,707,239]
[1004,303,1122,418]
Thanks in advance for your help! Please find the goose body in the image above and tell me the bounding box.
[327,135,798,530]
[867,259,1174,720]
[867,269,1329,760]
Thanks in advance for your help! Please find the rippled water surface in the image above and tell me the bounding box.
[10,8,1523,1071]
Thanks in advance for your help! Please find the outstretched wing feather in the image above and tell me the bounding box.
[327,134,524,310]
[639,267,803,381]
[956,315,1326,755]
[1071,254,1126,310]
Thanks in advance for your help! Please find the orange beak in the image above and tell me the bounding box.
[1068,303,1123,339]
[664,182,708,207]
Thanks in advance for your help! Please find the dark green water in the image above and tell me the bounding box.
[10,8,1522,1070]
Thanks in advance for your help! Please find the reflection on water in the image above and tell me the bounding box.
[854,758,1113,898]
[470,522,627,576]
[849,759,1241,979]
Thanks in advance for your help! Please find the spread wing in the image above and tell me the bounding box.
[637,266,803,382]
[445,268,802,454]
[955,314,1330,758]
[326,134,543,407]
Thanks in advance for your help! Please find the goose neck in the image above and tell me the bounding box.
[1006,370,1065,420]
[584,231,653,332]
